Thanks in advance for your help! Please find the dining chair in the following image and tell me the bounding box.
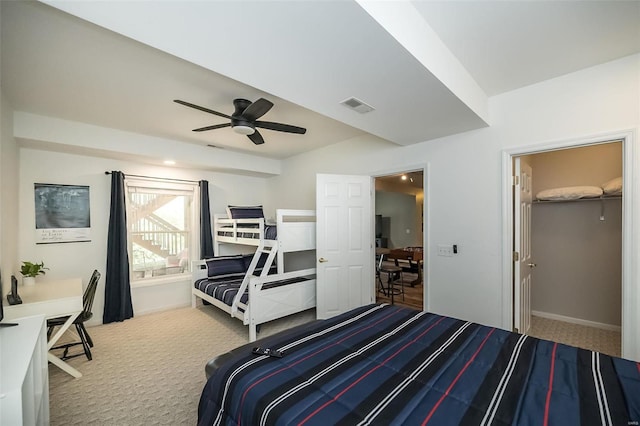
[378,254,404,303]
[47,269,101,361]
[375,254,387,296]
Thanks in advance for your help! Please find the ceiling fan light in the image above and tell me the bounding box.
[233,125,255,135]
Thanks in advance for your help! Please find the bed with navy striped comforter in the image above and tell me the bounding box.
[194,274,310,308]
[198,304,640,426]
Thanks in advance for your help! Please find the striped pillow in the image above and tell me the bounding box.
[205,255,246,278]
[242,253,276,275]
[227,205,264,219]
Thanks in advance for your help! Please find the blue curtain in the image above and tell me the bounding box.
[199,180,214,259]
[103,171,134,323]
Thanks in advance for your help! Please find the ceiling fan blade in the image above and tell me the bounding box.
[174,99,231,120]
[240,98,273,121]
[247,130,265,145]
[192,123,232,132]
[256,121,307,134]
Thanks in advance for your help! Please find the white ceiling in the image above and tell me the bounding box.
[413,1,640,96]
[2,1,639,161]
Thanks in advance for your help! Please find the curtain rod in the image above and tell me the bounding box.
[104,171,199,184]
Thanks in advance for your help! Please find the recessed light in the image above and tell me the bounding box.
[163,160,176,165]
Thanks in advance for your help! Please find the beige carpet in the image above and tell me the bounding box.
[48,305,316,425]
[527,315,621,357]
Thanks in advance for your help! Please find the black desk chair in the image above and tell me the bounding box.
[47,270,100,361]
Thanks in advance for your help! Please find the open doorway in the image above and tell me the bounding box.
[512,141,623,357]
[374,170,424,310]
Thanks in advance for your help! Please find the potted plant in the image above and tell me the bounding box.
[20,261,49,286]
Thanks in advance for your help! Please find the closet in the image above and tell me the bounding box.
[526,142,622,332]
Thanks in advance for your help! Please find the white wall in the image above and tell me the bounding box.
[268,54,640,357]
[375,191,419,248]
[0,92,20,297]
[18,148,269,325]
[375,178,424,245]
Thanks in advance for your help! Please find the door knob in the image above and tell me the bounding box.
[527,263,537,268]
[318,258,328,263]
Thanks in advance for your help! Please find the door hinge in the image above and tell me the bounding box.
[514,327,519,333]
[513,251,520,262]
[513,175,519,186]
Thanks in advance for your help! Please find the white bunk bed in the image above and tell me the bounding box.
[192,209,316,341]
[214,209,315,273]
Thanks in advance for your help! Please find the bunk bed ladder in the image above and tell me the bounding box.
[230,239,279,316]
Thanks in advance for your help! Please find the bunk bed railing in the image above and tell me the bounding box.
[214,215,266,242]
[276,211,316,245]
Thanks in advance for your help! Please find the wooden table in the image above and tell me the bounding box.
[4,278,84,378]
[387,248,423,287]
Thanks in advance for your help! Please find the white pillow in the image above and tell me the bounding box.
[601,177,622,195]
[536,186,603,201]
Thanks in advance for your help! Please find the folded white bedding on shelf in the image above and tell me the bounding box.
[535,176,623,201]
[602,176,623,195]
[536,185,603,201]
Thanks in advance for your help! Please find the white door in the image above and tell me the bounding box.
[316,173,373,319]
[514,158,534,334]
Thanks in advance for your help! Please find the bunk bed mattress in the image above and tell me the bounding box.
[216,224,277,240]
[195,275,311,307]
[198,303,640,426]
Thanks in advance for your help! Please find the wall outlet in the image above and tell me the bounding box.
[437,244,453,257]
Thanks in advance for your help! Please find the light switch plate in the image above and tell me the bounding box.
[437,244,453,257]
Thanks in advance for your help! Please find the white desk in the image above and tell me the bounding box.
[0,315,50,425]
[4,278,84,378]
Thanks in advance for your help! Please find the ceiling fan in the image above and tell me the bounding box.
[174,98,306,145]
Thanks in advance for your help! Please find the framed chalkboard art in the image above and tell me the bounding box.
[34,183,91,244]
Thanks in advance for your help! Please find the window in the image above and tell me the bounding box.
[125,179,198,281]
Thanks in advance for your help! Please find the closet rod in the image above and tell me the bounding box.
[104,171,199,184]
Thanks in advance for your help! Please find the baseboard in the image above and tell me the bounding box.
[135,302,191,317]
[531,310,621,332]
[86,302,191,327]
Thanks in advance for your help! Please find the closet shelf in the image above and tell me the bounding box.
[533,194,621,221]
[532,195,621,204]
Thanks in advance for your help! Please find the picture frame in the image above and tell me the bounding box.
[34,183,91,244]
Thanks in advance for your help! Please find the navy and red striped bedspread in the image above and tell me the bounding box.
[198,304,640,425]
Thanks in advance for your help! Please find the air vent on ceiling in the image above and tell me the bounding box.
[340,97,375,114]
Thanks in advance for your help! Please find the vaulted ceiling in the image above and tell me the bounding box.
[2,1,639,161]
